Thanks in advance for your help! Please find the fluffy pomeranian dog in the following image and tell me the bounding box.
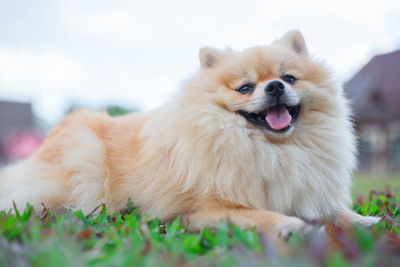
[0,31,379,238]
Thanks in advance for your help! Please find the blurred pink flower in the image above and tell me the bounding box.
[2,130,42,160]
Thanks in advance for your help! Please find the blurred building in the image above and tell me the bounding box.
[0,100,42,165]
[345,50,400,172]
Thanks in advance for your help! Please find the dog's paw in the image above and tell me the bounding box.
[338,211,381,228]
[351,215,381,228]
[275,216,313,240]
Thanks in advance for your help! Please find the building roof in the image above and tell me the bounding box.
[0,100,33,137]
[345,50,400,124]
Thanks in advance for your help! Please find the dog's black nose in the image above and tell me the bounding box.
[265,81,285,97]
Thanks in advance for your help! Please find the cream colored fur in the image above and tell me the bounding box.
[0,31,379,237]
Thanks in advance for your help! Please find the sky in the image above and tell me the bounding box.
[0,0,399,124]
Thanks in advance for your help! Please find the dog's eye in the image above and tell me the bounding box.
[281,74,297,85]
[236,83,255,94]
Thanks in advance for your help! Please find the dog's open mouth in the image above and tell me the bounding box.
[238,104,300,133]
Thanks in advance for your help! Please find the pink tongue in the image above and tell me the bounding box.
[265,104,292,130]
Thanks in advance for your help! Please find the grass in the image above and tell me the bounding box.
[352,173,400,199]
[0,186,399,266]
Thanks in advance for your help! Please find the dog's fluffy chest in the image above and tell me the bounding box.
[204,127,353,221]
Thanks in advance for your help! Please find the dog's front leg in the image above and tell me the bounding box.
[183,199,313,239]
[337,210,381,228]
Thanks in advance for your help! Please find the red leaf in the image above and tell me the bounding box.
[141,239,151,255]
[77,228,92,240]
[356,194,364,206]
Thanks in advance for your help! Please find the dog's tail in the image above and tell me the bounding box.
[0,159,65,213]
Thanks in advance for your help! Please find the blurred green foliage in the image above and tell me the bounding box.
[106,106,135,117]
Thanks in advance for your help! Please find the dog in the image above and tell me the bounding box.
[0,30,379,238]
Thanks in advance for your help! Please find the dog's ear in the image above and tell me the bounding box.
[199,47,232,68]
[277,30,308,56]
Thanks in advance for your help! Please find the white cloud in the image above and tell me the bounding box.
[0,48,84,90]
[0,48,86,121]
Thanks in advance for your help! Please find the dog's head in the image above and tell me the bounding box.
[189,30,339,139]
